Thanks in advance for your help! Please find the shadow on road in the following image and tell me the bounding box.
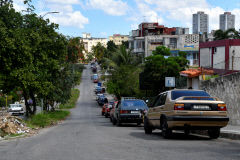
[129,131,212,141]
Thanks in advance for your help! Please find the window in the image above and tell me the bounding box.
[152,93,167,107]
[171,90,210,100]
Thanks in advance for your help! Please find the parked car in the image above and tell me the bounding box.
[8,102,25,116]
[96,93,104,101]
[144,89,229,139]
[92,74,98,83]
[95,86,102,94]
[104,101,114,118]
[97,96,108,106]
[112,97,148,126]
[101,103,108,116]
[110,101,118,122]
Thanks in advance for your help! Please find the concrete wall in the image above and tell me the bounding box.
[200,48,211,67]
[213,46,225,69]
[201,72,240,126]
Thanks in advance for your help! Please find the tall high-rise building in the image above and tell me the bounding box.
[220,12,235,31]
[192,11,209,34]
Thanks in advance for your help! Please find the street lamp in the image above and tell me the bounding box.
[41,11,59,18]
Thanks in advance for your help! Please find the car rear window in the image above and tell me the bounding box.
[171,90,210,100]
[122,100,148,109]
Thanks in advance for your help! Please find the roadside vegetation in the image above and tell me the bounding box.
[59,89,80,109]
[0,0,85,115]
[92,41,189,99]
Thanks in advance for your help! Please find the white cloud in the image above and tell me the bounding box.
[38,0,89,30]
[13,0,26,12]
[87,0,129,16]
[49,11,89,29]
[133,0,240,32]
[46,0,80,5]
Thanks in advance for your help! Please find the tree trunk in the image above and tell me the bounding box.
[23,90,33,116]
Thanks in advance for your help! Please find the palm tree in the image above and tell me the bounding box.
[214,28,240,40]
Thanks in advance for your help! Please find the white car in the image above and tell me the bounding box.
[8,103,25,115]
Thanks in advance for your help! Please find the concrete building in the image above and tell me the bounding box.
[193,11,209,34]
[109,34,129,45]
[220,12,235,31]
[199,39,240,71]
[81,33,108,54]
[129,22,199,66]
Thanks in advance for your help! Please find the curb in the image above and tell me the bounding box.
[220,131,240,140]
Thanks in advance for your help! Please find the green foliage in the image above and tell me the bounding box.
[59,89,80,109]
[214,28,240,40]
[152,46,171,56]
[141,48,188,95]
[67,37,85,63]
[107,40,117,53]
[92,42,107,62]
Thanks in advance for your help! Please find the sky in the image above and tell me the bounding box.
[13,0,240,38]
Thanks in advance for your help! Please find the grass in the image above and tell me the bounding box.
[25,110,70,128]
[59,89,80,109]
[25,88,79,128]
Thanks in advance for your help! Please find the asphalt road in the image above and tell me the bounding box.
[0,66,240,160]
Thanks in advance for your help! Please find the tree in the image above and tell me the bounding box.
[92,42,107,62]
[214,28,240,40]
[67,37,85,63]
[141,46,188,95]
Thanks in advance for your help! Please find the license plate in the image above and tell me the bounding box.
[131,111,140,114]
[193,105,210,110]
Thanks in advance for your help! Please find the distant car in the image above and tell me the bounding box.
[8,102,25,116]
[104,102,114,118]
[96,93,104,101]
[112,97,148,126]
[95,86,102,94]
[97,96,108,106]
[92,66,97,73]
[144,89,229,139]
[92,74,98,83]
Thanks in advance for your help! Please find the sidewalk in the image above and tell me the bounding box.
[220,125,240,140]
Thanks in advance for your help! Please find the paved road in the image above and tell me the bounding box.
[0,66,240,160]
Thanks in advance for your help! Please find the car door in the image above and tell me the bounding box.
[147,94,163,127]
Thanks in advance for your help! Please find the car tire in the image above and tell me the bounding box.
[101,112,104,116]
[105,114,108,118]
[110,117,112,122]
[112,118,117,125]
[116,118,121,126]
[161,118,172,139]
[144,117,152,134]
[137,122,141,126]
[208,128,220,139]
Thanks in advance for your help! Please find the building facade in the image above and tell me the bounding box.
[81,33,108,54]
[199,39,240,71]
[193,11,209,34]
[220,12,235,31]
[109,34,129,45]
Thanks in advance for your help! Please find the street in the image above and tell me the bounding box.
[0,66,240,160]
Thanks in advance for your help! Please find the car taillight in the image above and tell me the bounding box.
[218,104,227,111]
[120,110,128,114]
[174,104,184,110]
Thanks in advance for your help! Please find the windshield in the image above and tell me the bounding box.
[171,90,210,100]
[122,100,148,109]
[10,104,22,108]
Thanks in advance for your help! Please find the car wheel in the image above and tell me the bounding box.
[161,118,172,139]
[144,117,152,134]
[208,128,220,139]
[117,118,121,126]
[101,112,104,116]
[110,117,112,122]
[105,114,108,118]
[137,122,141,126]
[184,129,190,136]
